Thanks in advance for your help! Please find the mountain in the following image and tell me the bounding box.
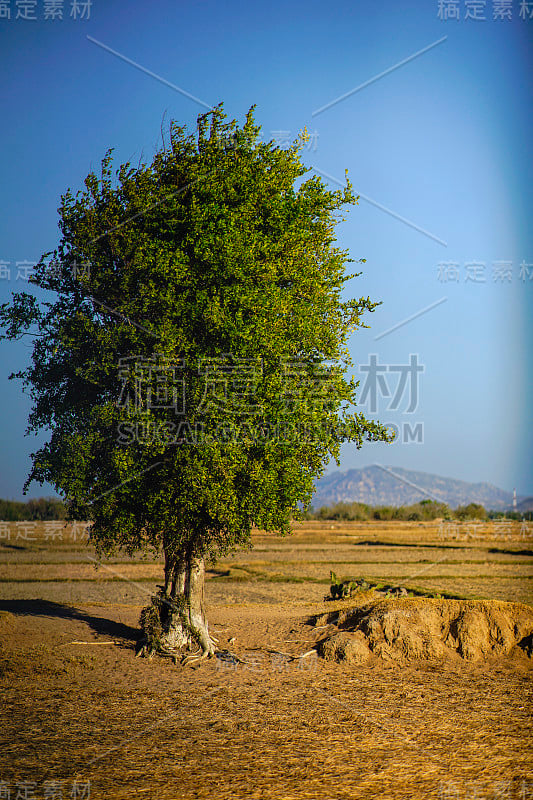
[516,497,533,513]
[311,465,523,511]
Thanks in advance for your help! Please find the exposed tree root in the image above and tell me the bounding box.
[181,648,212,667]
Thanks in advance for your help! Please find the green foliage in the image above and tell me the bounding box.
[139,593,165,652]
[453,503,488,520]
[0,104,392,565]
[315,499,451,521]
[316,501,370,521]
[329,570,361,599]
[499,510,533,522]
[139,589,197,654]
[326,573,464,601]
[0,497,66,521]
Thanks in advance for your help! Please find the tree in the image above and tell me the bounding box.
[0,104,392,664]
[454,503,487,521]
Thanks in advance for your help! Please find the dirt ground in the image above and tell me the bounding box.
[0,520,532,800]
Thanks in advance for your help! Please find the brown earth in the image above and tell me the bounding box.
[316,596,533,664]
[0,520,532,799]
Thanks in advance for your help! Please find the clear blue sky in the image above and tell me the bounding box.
[0,0,531,499]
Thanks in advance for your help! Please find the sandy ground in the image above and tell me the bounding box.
[0,520,532,800]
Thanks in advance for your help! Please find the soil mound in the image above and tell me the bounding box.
[315,598,533,664]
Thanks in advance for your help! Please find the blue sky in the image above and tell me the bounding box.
[0,0,531,499]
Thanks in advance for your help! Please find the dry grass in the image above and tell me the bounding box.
[0,520,531,799]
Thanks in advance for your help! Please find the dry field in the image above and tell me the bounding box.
[0,520,532,800]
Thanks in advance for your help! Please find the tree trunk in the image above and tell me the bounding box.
[183,555,215,658]
[139,551,216,664]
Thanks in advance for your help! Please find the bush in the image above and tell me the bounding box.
[454,503,487,520]
[315,502,371,521]
[0,497,66,521]
[313,499,452,522]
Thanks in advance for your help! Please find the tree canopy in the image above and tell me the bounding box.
[0,104,392,661]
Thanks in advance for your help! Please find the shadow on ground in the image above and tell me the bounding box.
[0,599,138,641]
[354,540,465,550]
[355,541,532,555]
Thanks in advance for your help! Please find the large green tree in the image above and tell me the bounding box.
[0,105,391,663]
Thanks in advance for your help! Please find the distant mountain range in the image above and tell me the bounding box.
[311,465,527,511]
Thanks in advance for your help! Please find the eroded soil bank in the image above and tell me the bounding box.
[316,596,533,665]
